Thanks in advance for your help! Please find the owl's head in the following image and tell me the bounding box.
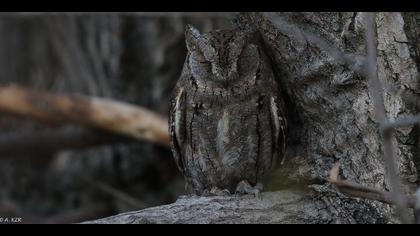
[185,25,259,83]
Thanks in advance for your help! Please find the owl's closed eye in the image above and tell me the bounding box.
[188,50,212,80]
[185,25,260,82]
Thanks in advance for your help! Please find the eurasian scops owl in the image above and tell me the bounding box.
[169,25,286,196]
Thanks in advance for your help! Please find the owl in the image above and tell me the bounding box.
[169,25,286,196]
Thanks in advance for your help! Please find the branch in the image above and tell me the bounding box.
[82,190,309,224]
[381,114,420,132]
[329,163,417,209]
[0,85,169,147]
[364,12,411,223]
[82,163,419,224]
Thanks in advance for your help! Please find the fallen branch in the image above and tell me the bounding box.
[329,163,417,209]
[0,85,169,147]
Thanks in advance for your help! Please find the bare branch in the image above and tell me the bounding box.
[329,163,417,208]
[381,114,420,132]
[0,85,170,147]
[364,12,411,223]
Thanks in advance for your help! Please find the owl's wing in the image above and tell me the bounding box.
[169,85,186,173]
[269,94,287,166]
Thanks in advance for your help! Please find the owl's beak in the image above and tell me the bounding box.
[212,64,238,82]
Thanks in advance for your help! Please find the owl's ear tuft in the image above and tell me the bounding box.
[185,24,201,51]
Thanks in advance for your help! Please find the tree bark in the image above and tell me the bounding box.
[81,191,315,224]
[83,189,389,224]
[232,12,420,223]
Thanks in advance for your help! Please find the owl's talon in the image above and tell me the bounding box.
[201,189,211,197]
[235,180,263,199]
[210,187,231,196]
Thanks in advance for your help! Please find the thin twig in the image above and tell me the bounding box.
[329,163,417,208]
[364,12,410,223]
[381,114,420,132]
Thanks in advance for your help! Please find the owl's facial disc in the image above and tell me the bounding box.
[185,25,259,83]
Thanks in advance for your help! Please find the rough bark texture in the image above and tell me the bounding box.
[84,189,387,224]
[236,12,419,223]
[84,191,309,224]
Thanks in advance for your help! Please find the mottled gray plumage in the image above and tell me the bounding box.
[169,25,286,195]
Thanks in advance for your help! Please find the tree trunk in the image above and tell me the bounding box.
[236,12,420,223]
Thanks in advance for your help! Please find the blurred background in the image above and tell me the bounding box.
[0,12,235,223]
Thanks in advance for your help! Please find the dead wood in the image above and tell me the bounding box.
[0,85,170,147]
